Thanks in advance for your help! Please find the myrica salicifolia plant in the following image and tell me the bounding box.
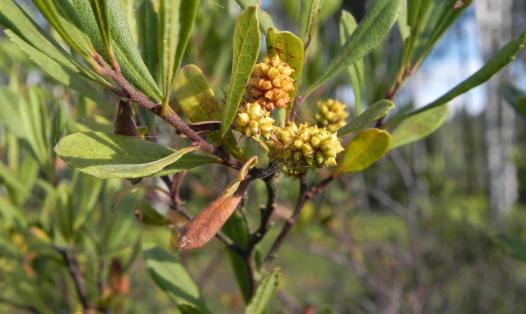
[0,0,525,312]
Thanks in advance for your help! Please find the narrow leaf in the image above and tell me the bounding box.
[339,10,365,114]
[338,100,395,136]
[390,103,448,149]
[300,0,323,45]
[5,30,106,104]
[234,0,274,34]
[500,83,526,118]
[89,0,112,57]
[406,30,526,117]
[304,0,400,97]
[144,247,211,313]
[220,6,261,137]
[244,268,281,314]
[336,129,391,173]
[55,132,200,179]
[159,0,181,104]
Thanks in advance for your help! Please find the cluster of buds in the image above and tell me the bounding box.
[249,55,295,111]
[315,99,350,132]
[234,56,346,175]
[270,122,344,175]
[235,102,274,140]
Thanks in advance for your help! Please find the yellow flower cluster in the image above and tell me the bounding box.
[270,122,344,175]
[315,99,350,132]
[249,55,295,111]
[235,56,345,175]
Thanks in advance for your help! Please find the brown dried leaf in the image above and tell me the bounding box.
[178,157,257,250]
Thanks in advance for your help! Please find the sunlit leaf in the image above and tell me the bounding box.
[403,30,526,117]
[304,0,400,97]
[175,64,222,121]
[144,246,212,313]
[338,100,395,136]
[220,6,261,137]
[244,268,281,314]
[55,132,202,179]
[339,10,365,114]
[390,103,448,149]
[337,129,391,173]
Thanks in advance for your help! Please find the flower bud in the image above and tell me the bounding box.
[249,55,295,111]
[269,122,344,175]
[315,99,350,132]
[235,102,274,139]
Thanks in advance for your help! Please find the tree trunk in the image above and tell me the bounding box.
[475,0,518,219]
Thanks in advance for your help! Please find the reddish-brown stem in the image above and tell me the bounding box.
[264,175,334,263]
[56,247,90,312]
[92,54,240,169]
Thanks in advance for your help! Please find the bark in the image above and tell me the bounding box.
[475,0,518,219]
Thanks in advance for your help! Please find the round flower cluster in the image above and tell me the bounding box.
[235,56,345,175]
[315,99,350,132]
[235,102,274,140]
[270,122,344,175]
[249,55,295,111]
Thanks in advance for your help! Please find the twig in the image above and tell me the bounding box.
[264,175,334,263]
[288,96,303,122]
[92,53,240,169]
[56,247,90,312]
[248,175,278,247]
[376,66,414,128]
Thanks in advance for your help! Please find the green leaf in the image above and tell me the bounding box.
[397,0,410,41]
[0,0,103,82]
[266,28,304,102]
[319,0,343,23]
[144,246,211,313]
[408,0,472,66]
[338,100,395,136]
[493,234,526,262]
[390,103,448,149]
[156,154,221,177]
[70,0,162,101]
[222,212,251,302]
[32,0,95,58]
[304,0,400,97]
[500,83,526,118]
[234,0,274,34]
[5,30,106,103]
[137,0,159,78]
[109,0,162,101]
[245,268,281,314]
[339,10,365,114]
[300,0,323,45]
[175,65,222,121]
[175,65,243,158]
[173,0,200,79]
[405,30,526,118]
[89,0,112,56]
[158,0,200,104]
[55,132,200,179]
[336,129,391,173]
[220,6,261,137]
